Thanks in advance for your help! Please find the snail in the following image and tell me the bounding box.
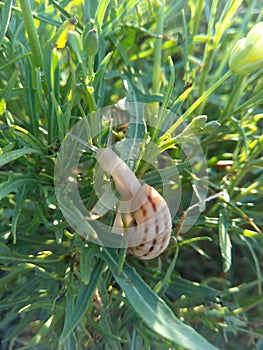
[68,133,172,260]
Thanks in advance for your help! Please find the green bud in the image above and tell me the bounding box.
[202,120,221,133]
[84,29,98,56]
[181,115,207,136]
[229,22,263,74]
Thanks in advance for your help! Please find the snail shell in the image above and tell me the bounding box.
[96,148,172,260]
[125,184,172,259]
[67,134,172,260]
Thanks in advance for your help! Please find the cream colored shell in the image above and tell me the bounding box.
[126,184,172,259]
[96,147,172,260]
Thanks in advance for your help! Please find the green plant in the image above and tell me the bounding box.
[0,0,262,349]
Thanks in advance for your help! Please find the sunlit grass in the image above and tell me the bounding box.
[0,0,263,349]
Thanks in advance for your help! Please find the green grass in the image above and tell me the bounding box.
[0,0,263,349]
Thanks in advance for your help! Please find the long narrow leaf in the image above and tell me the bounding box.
[0,175,45,200]
[11,185,27,244]
[218,209,232,272]
[0,69,18,100]
[0,0,12,46]
[59,259,104,343]
[95,0,110,30]
[0,147,42,168]
[99,248,219,350]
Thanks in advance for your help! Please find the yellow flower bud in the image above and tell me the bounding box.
[54,17,78,50]
[229,22,263,74]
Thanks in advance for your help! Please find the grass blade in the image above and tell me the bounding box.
[20,0,44,69]
[11,185,27,244]
[0,147,42,168]
[99,248,219,350]
[0,0,12,46]
[218,209,232,272]
[0,175,46,200]
[59,259,104,343]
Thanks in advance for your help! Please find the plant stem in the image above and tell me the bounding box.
[222,74,245,118]
[85,86,97,112]
[87,56,94,81]
[20,0,44,70]
[191,0,204,48]
[152,0,165,95]
[198,0,219,98]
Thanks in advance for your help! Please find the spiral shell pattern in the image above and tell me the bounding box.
[125,184,172,260]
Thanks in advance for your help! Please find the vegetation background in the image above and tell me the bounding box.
[0,0,263,349]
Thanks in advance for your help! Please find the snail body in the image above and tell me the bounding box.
[68,133,172,260]
[95,147,172,260]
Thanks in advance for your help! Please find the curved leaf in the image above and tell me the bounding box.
[0,147,42,168]
[99,248,219,350]
[59,259,104,343]
[0,0,12,46]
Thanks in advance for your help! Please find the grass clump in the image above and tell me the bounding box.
[0,1,263,349]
